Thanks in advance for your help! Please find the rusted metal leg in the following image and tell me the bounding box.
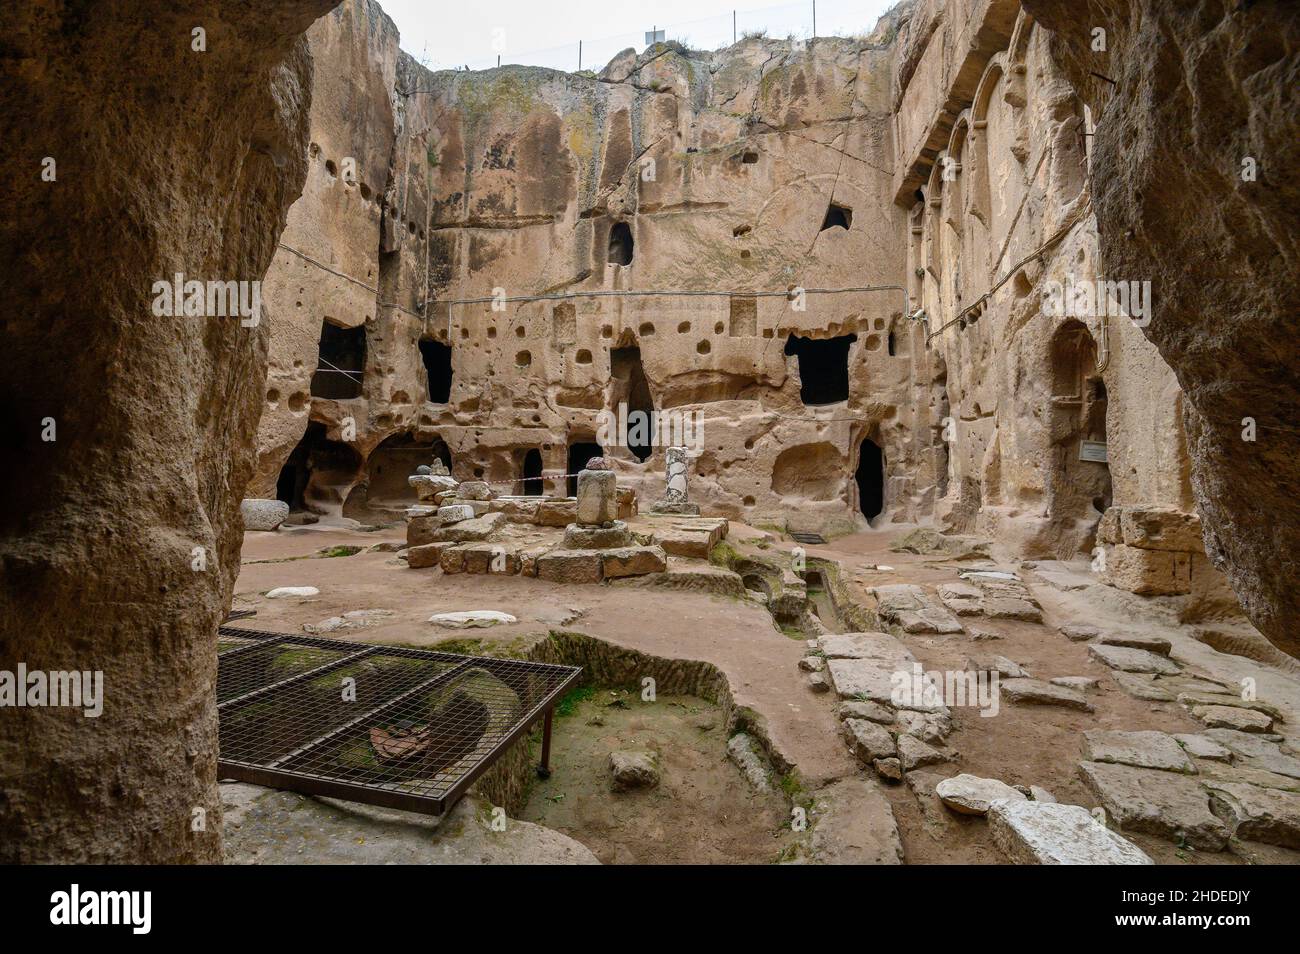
[537,708,554,779]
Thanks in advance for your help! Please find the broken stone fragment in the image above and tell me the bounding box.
[600,546,667,578]
[431,511,506,543]
[988,800,1153,865]
[426,611,517,629]
[1087,643,1181,675]
[575,468,618,526]
[806,671,830,693]
[1000,678,1094,712]
[1081,730,1196,774]
[873,757,903,783]
[406,542,451,569]
[841,718,895,764]
[536,549,604,584]
[1050,676,1099,692]
[1205,781,1300,849]
[726,733,772,792]
[265,586,319,599]
[1059,624,1099,642]
[935,773,1027,815]
[609,749,659,791]
[836,700,894,724]
[964,654,1030,679]
[241,498,290,531]
[1173,734,1234,763]
[436,504,476,524]
[408,474,458,500]
[561,520,632,550]
[1098,631,1172,656]
[1191,705,1273,734]
[896,734,948,772]
[798,655,825,672]
[457,480,493,501]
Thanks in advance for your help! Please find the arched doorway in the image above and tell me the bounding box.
[520,448,544,496]
[1049,321,1111,546]
[856,438,885,521]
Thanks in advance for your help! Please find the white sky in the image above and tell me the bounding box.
[380,0,897,73]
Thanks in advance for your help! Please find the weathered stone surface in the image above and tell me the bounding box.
[965,655,1030,679]
[535,499,578,527]
[406,542,452,569]
[837,700,894,724]
[562,521,632,550]
[873,757,903,783]
[798,655,825,673]
[600,545,668,578]
[1204,730,1300,779]
[896,709,952,745]
[1173,734,1234,764]
[1191,705,1274,734]
[1078,761,1229,850]
[1001,678,1094,712]
[988,801,1154,865]
[1175,692,1284,722]
[436,504,476,524]
[841,719,896,764]
[575,469,617,526]
[806,671,831,694]
[536,550,604,584]
[650,519,727,559]
[1118,506,1205,553]
[1111,672,1175,702]
[1088,644,1181,675]
[1060,624,1100,642]
[431,512,506,543]
[897,735,948,772]
[935,774,1027,815]
[241,499,290,531]
[457,481,492,501]
[1050,676,1099,693]
[609,749,660,791]
[1206,782,1300,849]
[1102,544,1192,596]
[1099,632,1172,656]
[725,733,771,792]
[806,777,903,865]
[1081,730,1195,774]
[408,474,458,500]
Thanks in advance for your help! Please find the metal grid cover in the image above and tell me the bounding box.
[217,626,581,814]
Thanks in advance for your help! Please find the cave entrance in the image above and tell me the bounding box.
[608,222,634,266]
[521,448,544,496]
[363,433,442,509]
[855,438,885,522]
[567,441,603,496]
[275,421,363,514]
[419,339,453,403]
[784,333,856,405]
[311,320,366,399]
[1049,320,1112,538]
[610,345,654,462]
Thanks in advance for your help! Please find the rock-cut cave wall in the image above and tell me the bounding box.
[0,0,334,862]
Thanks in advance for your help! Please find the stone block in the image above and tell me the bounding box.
[431,511,505,543]
[536,499,577,527]
[1119,506,1204,553]
[457,480,493,501]
[562,521,632,550]
[988,801,1153,864]
[1078,760,1229,850]
[536,549,603,584]
[1102,543,1191,595]
[406,542,451,569]
[576,468,618,525]
[240,498,289,531]
[407,513,442,547]
[601,545,667,578]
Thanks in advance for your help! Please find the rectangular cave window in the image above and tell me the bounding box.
[310,320,366,399]
[820,202,852,231]
[729,295,758,336]
[783,333,856,405]
[419,339,452,403]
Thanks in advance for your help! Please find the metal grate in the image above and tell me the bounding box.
[789,531,827,545]
[217,626,581,815]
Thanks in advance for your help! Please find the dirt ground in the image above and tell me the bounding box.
[518,690,795,864]
[231,517,1299,865]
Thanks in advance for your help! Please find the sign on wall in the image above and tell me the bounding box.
[1079,440,1109,463]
